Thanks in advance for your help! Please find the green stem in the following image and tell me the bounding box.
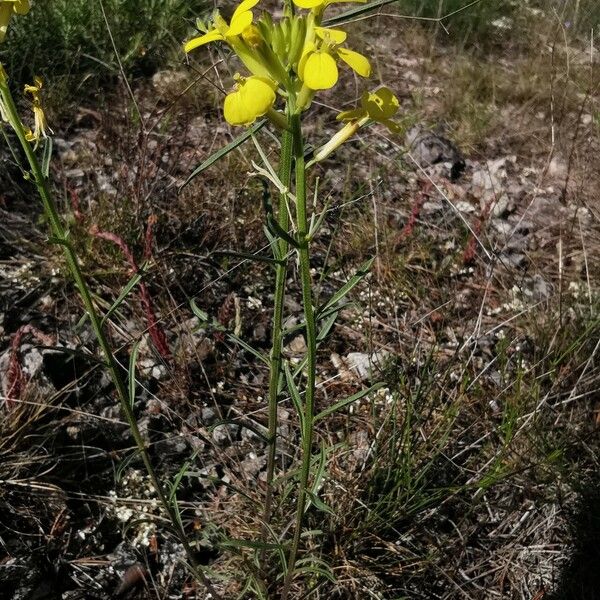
[261,126,293,557]
[281,113,317,600]
[0,78,221,600]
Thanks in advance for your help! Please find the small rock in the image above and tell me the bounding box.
[491,219,513,235]
[201,407,217,423]
[500,252,527,269]
[151,70,189,98]
[331,350,390,382]
[548,155,567,179]
[422,200,444,213]
[405,125,465,180]
[491,193,515,218]
[286,334,307,355]
[212,423,236,445]
[64,168,85,179]
[455,200,476,214]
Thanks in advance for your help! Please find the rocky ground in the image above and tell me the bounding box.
[1,9,600,600]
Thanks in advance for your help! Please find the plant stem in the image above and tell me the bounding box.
[261,126,293,557]
[0,79,221,600]
[281,113,317,600]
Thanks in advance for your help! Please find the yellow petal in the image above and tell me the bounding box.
[381,118,402,134]
[232,0,260,19]
[293,0,324,8]
[314,26,347,44]
[228,9,254,37]
[301,51,338,90]
[336,47,371,77]
[184,29,225,53]
[223,76,276,126]
[363,87,399,120]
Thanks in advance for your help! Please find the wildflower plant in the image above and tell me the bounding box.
[184,0,400,595]
[0,0,401,596]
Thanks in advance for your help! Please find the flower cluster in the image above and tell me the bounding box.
[184,0,394,129]
[0,0,29,43]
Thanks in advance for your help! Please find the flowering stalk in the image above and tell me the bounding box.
[183,0,403,592]
[262,125,293,551]
[281,112,318,600]
[0,74,221,600]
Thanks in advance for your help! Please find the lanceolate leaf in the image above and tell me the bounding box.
[315,381,387,421]
[180,119,266,189]
[284,361,306,438]
[101,270,143,328]
[318,257,374,315]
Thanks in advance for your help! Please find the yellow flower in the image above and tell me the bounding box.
[184,0,259,53]
[311,86,401,163]
[298,34,371,91]
[24,76,51,145]
[0,0,30,43]
[223,75,276,126]
[337,86,400,131]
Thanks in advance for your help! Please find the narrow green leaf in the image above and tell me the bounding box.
[101,271,143,328]
[267,214,299,248]
[189,300,209,323]
[326,0,484,26]
[180,119,266,189]
[288,308,337,378]
[264,225,283,261]
[220,538,282,551]
[170,450,199,503]
[318,257,374,315]
[284,361,305,437]
[284,305,341,338]
[316,310,338,343]
[128,339,142,409]
[306,491,334,515]
[293,562,336,582]
[315,381,386,421]
[212,249,285,266]
[310,443,329,495]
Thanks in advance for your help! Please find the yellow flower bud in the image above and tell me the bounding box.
[223,75,277,126]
